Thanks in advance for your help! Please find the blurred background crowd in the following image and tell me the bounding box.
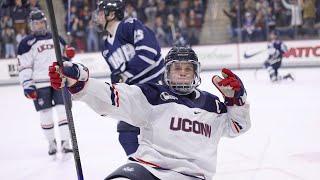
[0,0,320,58]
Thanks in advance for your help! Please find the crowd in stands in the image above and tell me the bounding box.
[224,0,320,42]
[63,0,207,53]
[0,0,207,57]
[2,0,320,58]
[0,0,41,58]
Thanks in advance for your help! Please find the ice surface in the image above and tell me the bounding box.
[1,68,319,180]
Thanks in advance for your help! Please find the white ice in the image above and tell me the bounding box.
[0,68,319,180]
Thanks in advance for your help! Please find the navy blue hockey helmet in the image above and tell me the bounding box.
[97,0,125,20]
[164,46,201,95]
[28,9,48,35]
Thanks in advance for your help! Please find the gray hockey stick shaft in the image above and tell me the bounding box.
[45,0,84,179]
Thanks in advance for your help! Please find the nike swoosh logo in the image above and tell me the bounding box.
[244,50,264,59]
[194,111,201,114]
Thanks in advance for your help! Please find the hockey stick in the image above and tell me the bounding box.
[45,1,84,180]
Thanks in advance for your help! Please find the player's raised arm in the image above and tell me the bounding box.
[48,61,151,127]
[212,68,251,137]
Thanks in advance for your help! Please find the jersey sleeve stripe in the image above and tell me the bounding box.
[41,123,54,130]
[129,56,163,82]
[135,45,158,55]
[232,120,242,133]
[109,85,116,106]
[58,119,68,126]
[123,71,134,79]
[22,79,33,84]
[138,55,156,65]
[18,66,33,72]
[110,84,120,107]
[113,85,120,107]
[138,66,165,84]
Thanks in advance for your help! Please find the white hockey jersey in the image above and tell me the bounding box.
[17,33,66,89]
[72,79,251,180]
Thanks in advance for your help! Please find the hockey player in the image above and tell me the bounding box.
[264,31,294,82]
[49,46,251,180]
[92,0,164,156]
[17,9,74,157]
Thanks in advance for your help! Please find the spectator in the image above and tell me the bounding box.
[11,0,28,33]
[85,20,99,52]
[80,6,91,27]
[173,29,188,46]
[153,16,169,47]
[16,28,27,47]
[65,5,77,34]
[144,0,157,25]
[156,0,169,25]
[72,18,86,52]
[281,0,303,37]
[0,15,13,30]
[193,0,205,20]
[255,10,267,41]
[242,12,257,42]
[272,0,288,27]
[2,27,16,58]
[301,0,316,36]
[124,2,137,19]
[223,1,241,42]
[244,0,256,15]
[187,9,202,45]
[26,0,41,14]
[164,13,177,45]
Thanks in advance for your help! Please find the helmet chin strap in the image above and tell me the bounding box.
[104,15,116,36]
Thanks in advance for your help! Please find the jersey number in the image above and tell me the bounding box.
[134,29,144,44]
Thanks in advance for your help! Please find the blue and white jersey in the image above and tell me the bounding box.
[102,18,164,85]
[72,79,251,180]
[17,33,66,88]
[267,40,288,65]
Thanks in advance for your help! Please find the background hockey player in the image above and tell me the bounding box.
[264,31,294,82]
[92,0,164,156]
[49,46,251,180]
[17,9,75,158]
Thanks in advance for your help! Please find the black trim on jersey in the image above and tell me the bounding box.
[128,157,205,180]
[136,83,227,114]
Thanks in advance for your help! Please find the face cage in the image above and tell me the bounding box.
[164,60,201,95]
[92,7,116,33]
[92,9,106,32]
[29,19,48,35]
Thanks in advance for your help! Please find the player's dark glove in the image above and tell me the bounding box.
[111,62,129,83]
[49,61,89,94]
[212,68,246,106]
[24,84,37,100]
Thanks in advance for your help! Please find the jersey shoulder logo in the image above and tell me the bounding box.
[160,92,178,101]
[122,166,134,172]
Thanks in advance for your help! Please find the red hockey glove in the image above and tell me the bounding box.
[49,61,89,94]
[64,45,75,59]
[212,68,246,106]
